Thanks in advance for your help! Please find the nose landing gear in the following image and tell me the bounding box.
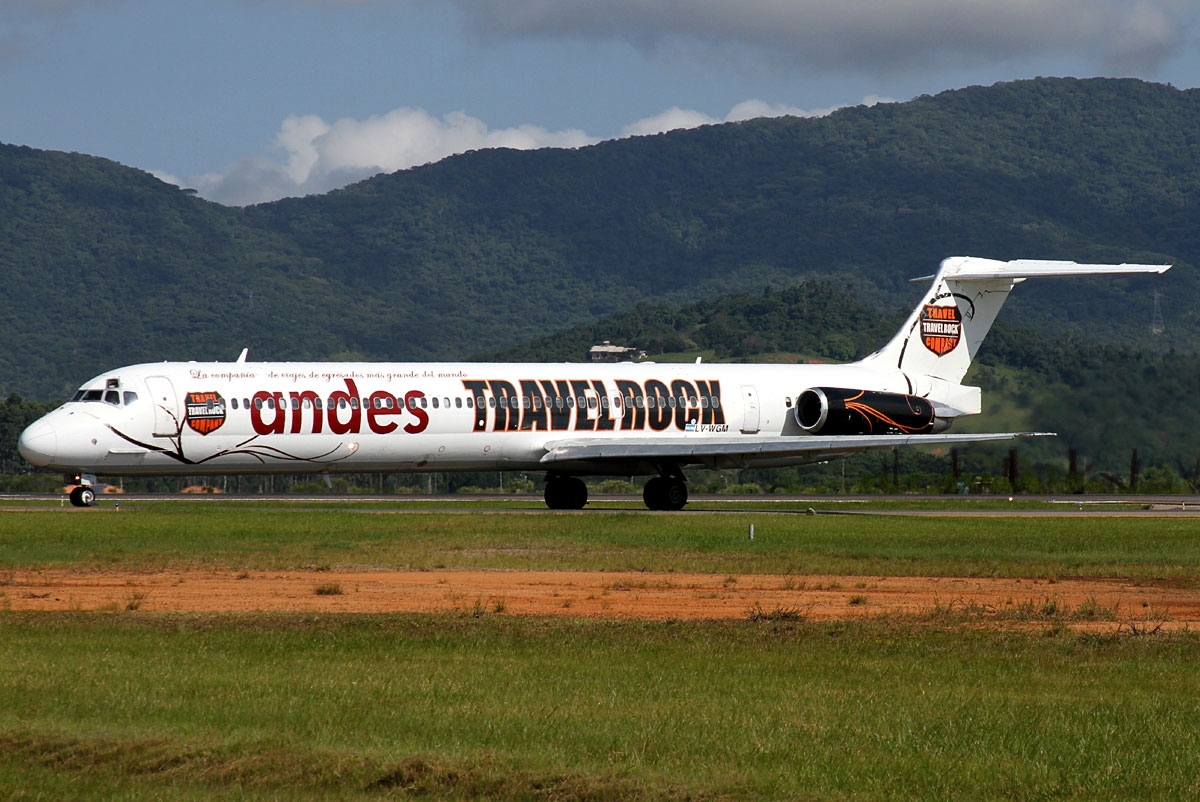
[68,485,96,508]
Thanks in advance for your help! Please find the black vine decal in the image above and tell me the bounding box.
[105,402,355,467]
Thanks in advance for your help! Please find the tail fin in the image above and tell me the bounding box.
[860,256,1171,384]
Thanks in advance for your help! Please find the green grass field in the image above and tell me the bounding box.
[3,501,1200,800]
[0,499,1196,580]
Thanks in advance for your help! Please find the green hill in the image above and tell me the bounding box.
[1,77,1196,401]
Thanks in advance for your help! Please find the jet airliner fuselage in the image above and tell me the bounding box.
[18,257,1172,509]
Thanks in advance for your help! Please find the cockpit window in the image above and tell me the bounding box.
[104,390,120,405]
[83,390,104,402]
[123,391,138,405]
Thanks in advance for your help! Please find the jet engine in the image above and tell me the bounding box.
[795,387,947,435]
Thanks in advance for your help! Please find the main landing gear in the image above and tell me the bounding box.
[544,475,588,510]
[643,475,688,511]
[543,471,689,511]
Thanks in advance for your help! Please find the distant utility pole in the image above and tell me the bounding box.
[1152,291,1165,335]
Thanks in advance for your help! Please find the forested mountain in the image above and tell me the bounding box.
[2,77,1197,400]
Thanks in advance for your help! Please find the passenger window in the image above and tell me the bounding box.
[351,398,360,409]
[420,397,428,408]
[432,397,440,409]
[712,397,720,408]
[588,397,597,409]
[455,397,462,409]
[254,398,263,410]
[124,391,139,405]
[231,398,239,410]
[291,397,300,410]
[407,396,416,409]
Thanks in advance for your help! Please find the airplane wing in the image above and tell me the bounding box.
[540,432,1051,470]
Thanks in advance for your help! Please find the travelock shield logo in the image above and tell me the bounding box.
[185,391,227,435]
[920,303,962,356]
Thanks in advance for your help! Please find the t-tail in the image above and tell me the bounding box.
[860,256,1172,385]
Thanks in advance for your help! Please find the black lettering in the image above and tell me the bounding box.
[592,380,616,431]
[519,380,547,431]
[645,379,671,431]
[463,380,489,431]
[570,380,595,431]
[696,380,725,425]
[488,380,519,431]
[615,380,644,430]
[671,379,698,430]
[540,379,573,431]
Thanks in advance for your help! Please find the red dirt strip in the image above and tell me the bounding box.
[4,569,1196,629]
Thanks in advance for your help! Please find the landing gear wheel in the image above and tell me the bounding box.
[643,477,688,511]
[544,476,588,510]
[69,486,96,508]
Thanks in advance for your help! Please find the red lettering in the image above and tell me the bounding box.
[250,391,285,435]
[366,391,401,434]
[289,391,323,434]
[327,379,361,435]
[404,390,429,434]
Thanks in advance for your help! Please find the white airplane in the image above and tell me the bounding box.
[19,256,1170,509]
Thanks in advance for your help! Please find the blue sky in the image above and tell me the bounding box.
[2,1,1198,205]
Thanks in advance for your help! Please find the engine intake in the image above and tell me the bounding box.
[795,387,942,435]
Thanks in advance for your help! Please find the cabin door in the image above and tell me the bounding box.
[144,376,181,437]
[739,385,760,434]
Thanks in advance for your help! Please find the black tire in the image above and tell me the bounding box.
[69,486,95,508]
[643,476,688,511]
[545,476,588,510]
[662,478,688,511]
[643,476,666,510]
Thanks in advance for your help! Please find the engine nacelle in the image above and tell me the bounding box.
[795,387,947,435]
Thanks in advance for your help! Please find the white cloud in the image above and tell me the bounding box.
[175,97,884,205]
[175,97,888,205]
[442,0,1194,75]
[186,107,594,206]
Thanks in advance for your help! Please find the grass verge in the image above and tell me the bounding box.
[3,612,1200,800]
[1,501,1198,579]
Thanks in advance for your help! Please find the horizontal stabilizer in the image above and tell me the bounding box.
[932,257,1172,282]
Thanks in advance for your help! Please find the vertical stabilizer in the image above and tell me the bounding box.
[859,257,1171,384]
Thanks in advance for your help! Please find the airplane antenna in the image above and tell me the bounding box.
[236,348,249,363]
[1151,291,1165,335]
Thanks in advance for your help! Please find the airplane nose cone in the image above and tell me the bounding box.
[18,419,57,467]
